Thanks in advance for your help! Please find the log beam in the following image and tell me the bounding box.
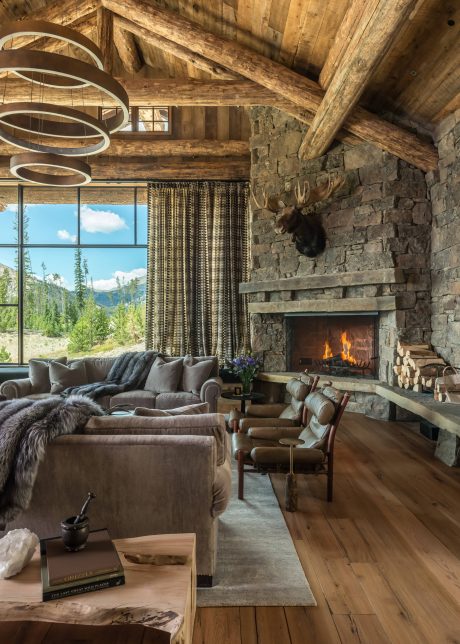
[97,6,114,74]
[114,24,143,74]
[102,0,437,172]
[300,0,418,160]
[0,137,249,157]
[114,16,240,80]
[0,156,250,181]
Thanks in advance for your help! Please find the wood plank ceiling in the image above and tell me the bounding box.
[0,0,458,128]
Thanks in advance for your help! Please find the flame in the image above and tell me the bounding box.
[340,331,357,364]
[323,339,333,359]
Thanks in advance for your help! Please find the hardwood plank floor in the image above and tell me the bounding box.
[1,413,459,643]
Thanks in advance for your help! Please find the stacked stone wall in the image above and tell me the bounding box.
[427,109,460,367]
[249,107,432,384]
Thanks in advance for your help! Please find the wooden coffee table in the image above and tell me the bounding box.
[0,533,196,644]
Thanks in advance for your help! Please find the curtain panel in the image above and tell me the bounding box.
[146,181,250,361]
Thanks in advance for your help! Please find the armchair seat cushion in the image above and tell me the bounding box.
[232,432,278,459]
[250,446,325,467]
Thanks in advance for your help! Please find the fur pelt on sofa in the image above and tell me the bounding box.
[0,395,103,529]
[62,350,158,399]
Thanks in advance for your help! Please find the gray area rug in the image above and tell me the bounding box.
[197,461,316,606]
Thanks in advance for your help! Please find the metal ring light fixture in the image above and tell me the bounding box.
[0,102,110,155]
[0,20,104,88]
[10,152,92,186]
[0,50,129,133]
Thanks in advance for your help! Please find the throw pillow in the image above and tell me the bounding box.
[49,360,87,394]
[144,356,183,393]
[29,356,67,393]
[134,402,210,416]
[182,355,214,394]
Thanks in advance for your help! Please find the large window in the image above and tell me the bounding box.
[0,186,147,364]
[100,107,171,133]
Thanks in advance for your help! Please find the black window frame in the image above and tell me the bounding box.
[0,185,148,366]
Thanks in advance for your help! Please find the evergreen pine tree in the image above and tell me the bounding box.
[74,248,86,312]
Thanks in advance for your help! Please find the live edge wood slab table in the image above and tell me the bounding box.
[0,533,196,644]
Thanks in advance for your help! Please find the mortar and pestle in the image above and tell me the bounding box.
[61,492,96,552]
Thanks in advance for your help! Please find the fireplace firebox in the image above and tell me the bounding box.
[286,313,379,379]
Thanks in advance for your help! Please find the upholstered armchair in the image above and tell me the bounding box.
[228,374,319,433]
[232,385,350,502]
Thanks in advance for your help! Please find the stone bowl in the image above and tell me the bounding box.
[61,516,89,552]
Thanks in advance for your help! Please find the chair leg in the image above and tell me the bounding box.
[238,450,245,500]
[327,456,333,502]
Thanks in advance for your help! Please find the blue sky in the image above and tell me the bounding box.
[0,200,147,292]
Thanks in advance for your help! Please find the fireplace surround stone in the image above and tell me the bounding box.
[246,106,432,402]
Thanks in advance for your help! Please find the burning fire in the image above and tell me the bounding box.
[323,339,333,359]
[322,332,358,364]
[340,331,357,364]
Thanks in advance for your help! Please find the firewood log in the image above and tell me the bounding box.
[396,356,402,366]
[408,357,445,370]
[397,341,430,357]
[405,349,437,358]
[413,384,422,392]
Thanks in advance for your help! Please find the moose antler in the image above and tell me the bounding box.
[250,185,283,212]
[295,174,344,209]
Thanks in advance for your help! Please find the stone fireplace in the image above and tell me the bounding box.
[243,106,433,418]
[286,313,379,378]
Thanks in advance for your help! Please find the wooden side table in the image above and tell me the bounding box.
[0,533,196,644]
[279,437,305,512]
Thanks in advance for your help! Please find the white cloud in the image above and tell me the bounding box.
[57,229,77,242]
[46,274,69,288]
[80,205,128,234]
[92,268,146,292]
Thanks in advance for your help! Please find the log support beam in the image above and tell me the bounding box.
[300,0,418,159]
[114,24,143,74]
[102,0,437,172]
[97,6,114,74]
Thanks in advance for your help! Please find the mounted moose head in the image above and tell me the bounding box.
[252,175,345,258]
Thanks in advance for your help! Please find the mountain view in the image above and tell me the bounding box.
[0,195,147,363]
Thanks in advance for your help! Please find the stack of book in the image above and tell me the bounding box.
[40,528,124,601]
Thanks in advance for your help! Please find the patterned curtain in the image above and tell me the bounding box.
[146,181,250,362]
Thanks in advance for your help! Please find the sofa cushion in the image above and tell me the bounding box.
[144,356,183,393]
[82,357,114,383]
[84,413,228,465]
[134,402,210,417]
[49,360,87,394]
[110,390,156,408]
[155,392,201,409]
[182,355,215,394]
[29,356,67,393]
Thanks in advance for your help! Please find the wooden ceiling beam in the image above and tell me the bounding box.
[97,6,114,74]
[319,0,369,90]
[114,16,240,80]
[114,24,143,74]
[0,156,250,181]
[101,0,437,172]
[299,0,419,160]
[0,137,249,157]
[7,0,99,48]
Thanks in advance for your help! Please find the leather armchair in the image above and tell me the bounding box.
[232,385,350,502]
[229,374,319,433]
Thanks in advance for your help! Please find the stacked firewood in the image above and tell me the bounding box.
[393,341,446,396]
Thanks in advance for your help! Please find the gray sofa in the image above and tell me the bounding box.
[6,412,231,584]
[0,354,223,412]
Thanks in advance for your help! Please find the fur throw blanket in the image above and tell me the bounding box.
[63,350,158,399]
[0,395,103,529]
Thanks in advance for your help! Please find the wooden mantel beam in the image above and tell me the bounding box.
[0,137,249,157]
[101,0,437,172]
[299,0,418,160]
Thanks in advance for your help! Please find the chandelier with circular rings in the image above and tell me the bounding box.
[0,20,130,185]
[0,20,104,88]
[0,102,110,156]
[10,152,92,186]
